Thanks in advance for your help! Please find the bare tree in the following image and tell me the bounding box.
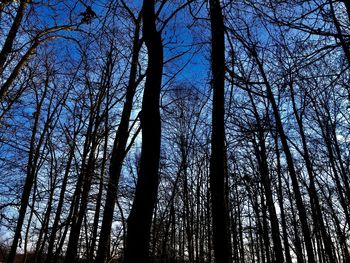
[208,0,232,262]
[123,0,163,262]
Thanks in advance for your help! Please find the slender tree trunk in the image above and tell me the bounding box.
[251,48,315,263]
[123,0,163,261]
[287,184,304,263]
[0,0,28,75]
[64,64,108,262]
[312,102,350,226]
[237,187,245,263]
[45,135,76,263]
[290,84,335,262]
[328,0,350,65]
[206,175,212,263]
[231,200,239,262]
[323,185,350,263]
[249,92,284,262]
[95,16,141,263]
[252,190,265,263]
[261,191,271,263]
[88,137,107,262]
[64,143,97,263]
[275,142,293,263]
[181,150,194,263]
[6,83,48,263]
[35,149,57,263]
[23,170,38,263]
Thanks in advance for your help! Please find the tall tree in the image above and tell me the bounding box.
[208,1,232,262]
[123,0,163,262]
[6,66,65,263]
[248,92,285,263]
[95,9,142,263]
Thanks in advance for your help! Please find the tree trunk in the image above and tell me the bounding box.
[249,92,284,262]
[94,15,141,263]
[45,134,76,263]
[208,1,232,262]
[123,0,163,261]
[249,47,315,263]
[6,82,48,263]
[63,143,98,263]
[88,135,107,262]
[290,84,335,262]
[34,148,57,263]
[0,0,28,75]
[275,141,293,263]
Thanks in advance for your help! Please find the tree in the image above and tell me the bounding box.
[208,0,232,262]
[94,5,143,262]
[123,0,163,262]
[6,58,68,263]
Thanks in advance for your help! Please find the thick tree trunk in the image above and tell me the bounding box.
[208,1,232,262]
[123,0,163,262]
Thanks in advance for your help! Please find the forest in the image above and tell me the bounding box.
[0,0,350,262]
